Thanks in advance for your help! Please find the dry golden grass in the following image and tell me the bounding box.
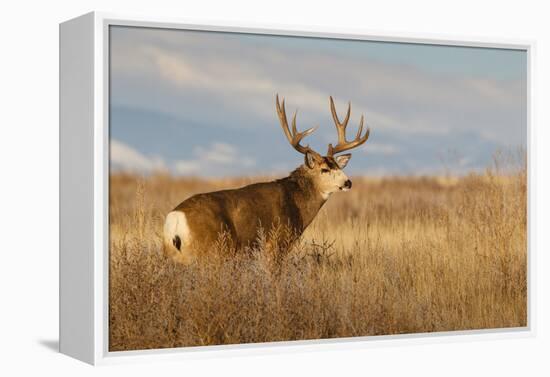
[109,163,527,351]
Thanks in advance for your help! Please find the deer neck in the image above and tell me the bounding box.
[284,168,328,229]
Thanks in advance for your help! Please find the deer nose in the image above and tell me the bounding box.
[344,179,352,189]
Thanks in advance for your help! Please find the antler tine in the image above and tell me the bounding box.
[291,110,298,136]
[327,97,371,156]
[355,114,365,140]
[276,94,320,156]
[276,94,292,144]
[330,96,351,130]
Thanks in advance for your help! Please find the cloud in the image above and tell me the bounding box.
[196,142,238,165]
[110,139,167,173]
[174,142,256,176]
[364,142,399,156]
[111,139,256,177]
[139,45,330,124]
[172,160,200,175]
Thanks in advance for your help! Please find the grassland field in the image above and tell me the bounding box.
[109,159,527,351]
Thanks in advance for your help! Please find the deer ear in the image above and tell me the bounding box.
[305,151,317,169]
[335,154,352,169]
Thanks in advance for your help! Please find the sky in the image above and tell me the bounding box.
[109,26,527,177]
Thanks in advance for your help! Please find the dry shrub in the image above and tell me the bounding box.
[109,161,527,351]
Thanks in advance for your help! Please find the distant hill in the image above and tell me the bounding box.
[110,105,504,177]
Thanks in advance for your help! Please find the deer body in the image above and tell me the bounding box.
[163,95,370,264]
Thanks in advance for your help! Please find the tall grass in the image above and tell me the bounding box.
[109,163,527,351]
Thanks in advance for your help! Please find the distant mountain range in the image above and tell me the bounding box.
[110,105,507,177]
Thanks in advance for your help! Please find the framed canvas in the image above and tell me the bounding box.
[59,11,534,365]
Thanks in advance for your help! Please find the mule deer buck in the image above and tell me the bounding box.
[163,95,370,264]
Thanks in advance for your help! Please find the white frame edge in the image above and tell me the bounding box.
[59,11,536,365]
[59,12,96,364]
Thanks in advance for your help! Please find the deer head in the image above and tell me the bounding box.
[276,94,370,199]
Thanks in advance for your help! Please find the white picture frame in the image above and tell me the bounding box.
[59,11,535,365]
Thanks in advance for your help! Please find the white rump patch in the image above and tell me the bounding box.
[164,211,191,250]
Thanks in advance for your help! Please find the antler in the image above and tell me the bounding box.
[276,94,321,157]
[327,96,370,156]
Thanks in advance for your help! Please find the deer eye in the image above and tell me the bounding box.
[321,168,330,174]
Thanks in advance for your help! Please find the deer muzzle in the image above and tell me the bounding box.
[341,179,352,191]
